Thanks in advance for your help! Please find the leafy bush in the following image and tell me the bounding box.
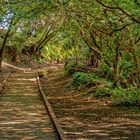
[118,59,132,80]
[94,86,140,103]
[112,86,140,104]
[99,63,113,80]
[71,72,105,89]
[64,62,75,75]
[93,87,111,98]
[64,61,87,75]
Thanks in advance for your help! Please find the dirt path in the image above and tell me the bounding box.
[41,67,140,140]
[0,72,57,140]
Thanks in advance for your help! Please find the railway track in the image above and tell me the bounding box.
[0,71,66,140]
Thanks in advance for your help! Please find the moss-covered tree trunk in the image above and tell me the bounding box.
[113,43,120,85]
[0,31,10,70]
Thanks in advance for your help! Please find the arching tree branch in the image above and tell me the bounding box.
[110,23,133,35]
[96,0,140,24]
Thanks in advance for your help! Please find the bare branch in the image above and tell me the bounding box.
[135,37,140,44]
[110,23,133,35]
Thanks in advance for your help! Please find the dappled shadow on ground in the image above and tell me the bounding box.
[0,73,56,140]
[41,69,140,140]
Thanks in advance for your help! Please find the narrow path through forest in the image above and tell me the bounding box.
[0,65,140,140]
[0,72,57,140]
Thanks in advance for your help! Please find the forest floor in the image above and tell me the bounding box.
[40,64,140,140]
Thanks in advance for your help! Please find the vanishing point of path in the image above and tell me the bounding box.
[0,72,57,140]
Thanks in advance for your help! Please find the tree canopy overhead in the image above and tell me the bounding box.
[0,0,140,88]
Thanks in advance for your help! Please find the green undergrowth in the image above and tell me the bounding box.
[111,87,140,110]
[64,62,75,75]
[70,71,140,109]
[64,61,87,75]
[71,72,110,90]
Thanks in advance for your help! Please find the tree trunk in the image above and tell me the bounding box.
[57,57,60,64]
[0,18,14,70]
[90,54,94,66]
[113,42,120,86]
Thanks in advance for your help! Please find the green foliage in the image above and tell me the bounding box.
[118,58,132,79]
[64,62,75,75]
[112,86,140,103]
[99,63,113,80]
[71,72,105,89]
[93,87,111,98]
[1,0,140,93]
[94,85,140,107]
[111,89,140,111]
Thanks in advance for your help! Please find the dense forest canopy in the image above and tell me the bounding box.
[0,0,140,91]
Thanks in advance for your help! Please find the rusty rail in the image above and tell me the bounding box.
[36,73,66,140]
